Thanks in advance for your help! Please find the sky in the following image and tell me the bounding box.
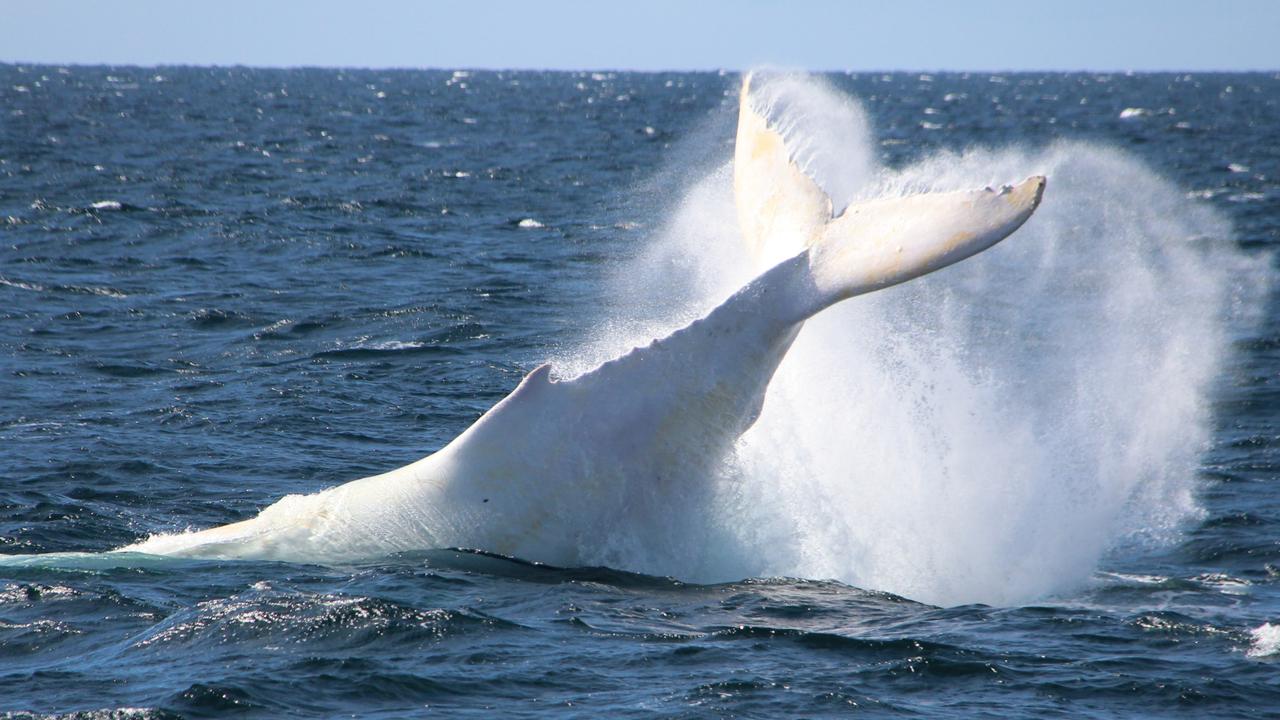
[4,0,1279,72]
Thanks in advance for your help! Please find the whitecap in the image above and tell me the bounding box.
[366,340,426,351]
[75,285,127,298]
[253,318,294,339]
[517,218,544,229]
[1097,571,1170,585]
[1247,623,1280,658]
[1228,192,1266,203]
[0,276,46,292]
[1119,107,1150,119]
[90,200,123,211]
[1193,572,1251,595]
[1227,163,1250,173]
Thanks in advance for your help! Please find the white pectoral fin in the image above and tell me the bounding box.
[734,73,833,269]
[803,176,1046,313]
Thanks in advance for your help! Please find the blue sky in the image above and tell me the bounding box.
[5,0,1278,71]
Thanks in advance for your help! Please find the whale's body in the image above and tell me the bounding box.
[124,78,1046,566]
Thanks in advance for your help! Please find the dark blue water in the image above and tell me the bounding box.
[2,66,1279,717]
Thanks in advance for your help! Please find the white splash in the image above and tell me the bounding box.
[574,73,1264,607]
[1248,622,1280,658]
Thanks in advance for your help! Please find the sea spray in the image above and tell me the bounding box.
[574,73,1260,606]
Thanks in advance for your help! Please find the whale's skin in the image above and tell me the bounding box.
[122,79,1047,567]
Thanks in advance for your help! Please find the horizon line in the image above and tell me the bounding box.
[4,61,1279,76]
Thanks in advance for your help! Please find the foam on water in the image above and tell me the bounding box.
[571,74,1265,606]
[1249,622,1280,658]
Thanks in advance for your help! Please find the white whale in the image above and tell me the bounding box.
[122,77,1046,567]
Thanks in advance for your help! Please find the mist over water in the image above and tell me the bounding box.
[577,74,1264,606]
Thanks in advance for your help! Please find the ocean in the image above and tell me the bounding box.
[1,65,1278,717]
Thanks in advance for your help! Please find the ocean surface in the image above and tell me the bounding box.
[1,65,1278,717]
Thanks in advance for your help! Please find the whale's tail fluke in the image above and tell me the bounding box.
[797,175,1045,320]
[736,72,1044,324]
[733,72,835,269]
